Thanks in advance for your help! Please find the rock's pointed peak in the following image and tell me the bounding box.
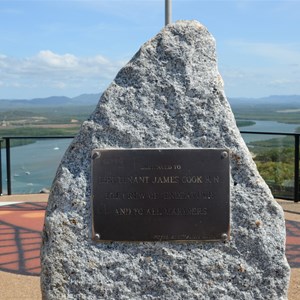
[131,19,217,71]
[160,20,208,36]
[160,19,208,36]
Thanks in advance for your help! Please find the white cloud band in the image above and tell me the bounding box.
[0,50,125,96]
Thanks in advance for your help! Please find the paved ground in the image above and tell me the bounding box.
[0,194,48,299]
[0,194,299,299]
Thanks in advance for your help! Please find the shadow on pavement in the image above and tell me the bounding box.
[0,202,46,276]
[286,219,300,268]
[0,201,299,275]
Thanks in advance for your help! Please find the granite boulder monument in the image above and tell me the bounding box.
[41,20,290,299]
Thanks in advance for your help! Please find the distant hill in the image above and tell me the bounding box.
[0,93,101,110]
[1,93,300,111]
[228,95,300,124]
[229,95,300,109]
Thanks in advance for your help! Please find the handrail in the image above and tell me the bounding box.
[1,136,74,196]
[1,135,74,139]
[240,130,298,136]
[0,132,299,201]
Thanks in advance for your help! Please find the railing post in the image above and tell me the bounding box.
[0,139,2,195]
[295,134,299,202]
[5,138,12,195]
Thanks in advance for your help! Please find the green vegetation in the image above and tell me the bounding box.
[234,111,300,124]
[236,120,255,128]
[232,102,300,124]
[242,132,297,198]
[255,147,294,162]
[252,147,295,198]
[0,105,94,125]
[1,138,35,148]
[241,132,297,198]
[0,106,90,148]
[249,136,294,150]
[0,126,79,136]
[232,98,300,198]
[0,126,79,148]
[0,102,298,199]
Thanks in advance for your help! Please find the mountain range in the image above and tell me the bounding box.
[0,93,101,109]
[0,94,300,110]
[229,95,300,109]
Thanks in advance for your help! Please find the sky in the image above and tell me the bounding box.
[0,0,300,100]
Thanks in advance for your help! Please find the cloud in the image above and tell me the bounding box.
[219,61,300,98]
[51,81,67,89]
[0,50,125,96]
[268,78,300,87]
[36,50,79,68]
[227,40,300,65]
[218,39,300,97]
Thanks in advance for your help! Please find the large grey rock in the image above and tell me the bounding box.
[41,20,290,299]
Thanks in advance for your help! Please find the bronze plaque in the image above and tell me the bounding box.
[92,149,230,241]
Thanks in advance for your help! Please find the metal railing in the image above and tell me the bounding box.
[240,131,299,202]
[0,132,299,201]
[1,136,74,196]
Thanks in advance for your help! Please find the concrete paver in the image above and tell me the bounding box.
[0,196,299,299]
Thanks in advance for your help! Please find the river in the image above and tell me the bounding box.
[240,120,299,143]
[1,138,72,194]
[1,120,299,194]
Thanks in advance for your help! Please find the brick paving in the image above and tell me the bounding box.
[0,202,47,276]
[286,219,300,268]
[0,195,299,299]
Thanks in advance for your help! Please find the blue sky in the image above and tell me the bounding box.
[0,0,300,99]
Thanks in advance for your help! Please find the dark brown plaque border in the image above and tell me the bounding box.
[91,148,230,242]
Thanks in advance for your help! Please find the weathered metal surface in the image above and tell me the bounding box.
[92,148,230,241]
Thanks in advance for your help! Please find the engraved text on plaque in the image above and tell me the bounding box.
[92,149,230,241]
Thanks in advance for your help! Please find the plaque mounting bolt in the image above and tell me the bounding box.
[221,151,228,159]
[94,233,101,240]
[221,233,228,241]
[92,151,101,160]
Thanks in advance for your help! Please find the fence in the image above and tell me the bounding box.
[0,136,73,196]
[0,132,299,201]
[240,131,299,202]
